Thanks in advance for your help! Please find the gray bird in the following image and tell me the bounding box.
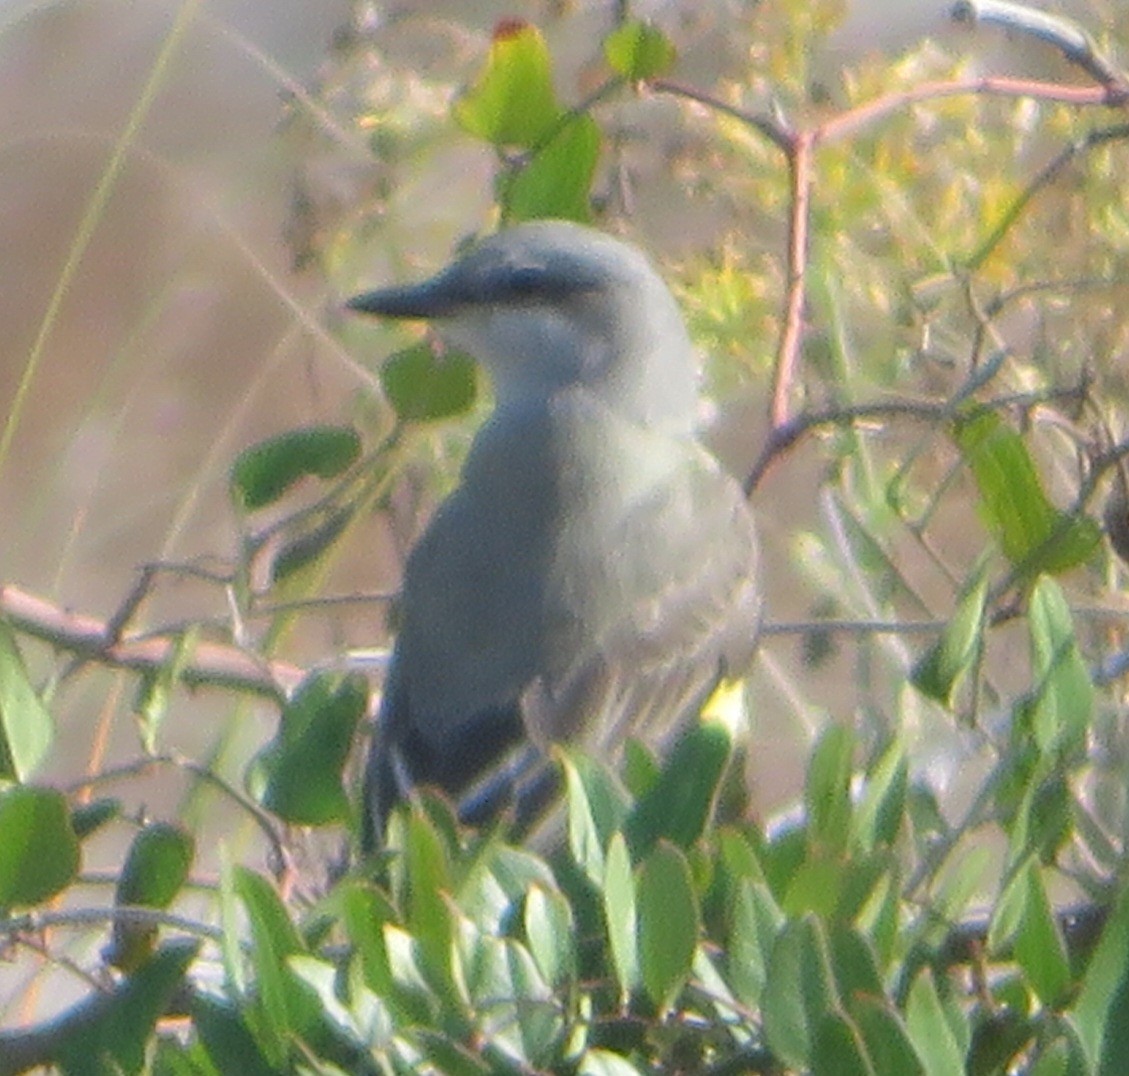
[347,220,760,849]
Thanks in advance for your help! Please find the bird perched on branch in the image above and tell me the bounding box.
[347,220,760,849]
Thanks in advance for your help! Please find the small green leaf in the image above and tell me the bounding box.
[762,915,839,1070]
[782,852,846,919]
[990,859,1071,1008]
[603,21,677,81]
[905,968,966,1076]
[911,570,988,706]
[0,618,54,781]
[192,993,277,1076]
[230,425,361,511]
[805,722,854,855]
[236,866,305,1064]
[638,841,699,1015]
[851,994,927,1076]
[811,1011,871,1076]
[1026,575,1092,757]
[270,506,354,584]
[503,114,600,223]
[852,738,908,852]
[505,939,562,1066]
[1004,771,1074,870]
[1069,885,1129,1071]
[405,808,459,1006]
[380,342,478,423]
[626,719,732,857]
[726,880,783,1010]
[951,408,1099,576]
[106,821,195,972]
[830,926,885,1006]
[259,671,367,825]
[0,784,79,908]
[71,797,122,840]
[525,882,575,989]
[603,831,639,1001]
[559,749,630,885]
[579,1049,646,1076]
[621,738,660,799]
[336,879,397,998]
[453,20,561,147]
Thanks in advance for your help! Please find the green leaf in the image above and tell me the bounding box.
[726,880,783,1010]
[270,506,354,584]
[637,840,699,1015]
[405,808,458,1005]
[559,749,630,886]
[503,114,600,223]
[911,570,988,706]
[106,821,195,972]
[504,939,563,1066]
[851,995,927,1076]
[1026,575,1092,757]
[525,882,575,989]
[0,784,79,908]
[235,866,306,1063]
[718,826,766,885]
[603,831,639,1001]
[57,939,199,1076]
[851,738,908,852]
[1068,885,1129,1071]
[829,927,884,1006]
[192,993,279,1076]
[621,738,661,800]
[230,425,361,511]
[626,719,732,857]
[787,849,840,923]
[578,1049,646,1076]
[1005,772,1073,870]
[453,20,561,147]
[380,342,478,423]
[71,797,122,840]
[603,20,677,81]
[762,916,839,1070]
[951,408,1099,575]
[805,723,854,855]
[905,968,966,1076]
[0,617,54,781]
[259,671,367,825]
[811,1011,872,1076]
[286,952,385,1054]
[855,870,900,968]
[335,879,397,998]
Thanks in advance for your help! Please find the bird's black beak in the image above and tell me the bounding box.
[346,277,458,320]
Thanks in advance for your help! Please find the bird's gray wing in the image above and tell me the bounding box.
[525,403,761,757]
[363,390,759,843]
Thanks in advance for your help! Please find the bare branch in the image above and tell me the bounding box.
[0,584,302,701]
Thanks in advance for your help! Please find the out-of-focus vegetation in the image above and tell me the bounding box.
[5,1,1129,1072]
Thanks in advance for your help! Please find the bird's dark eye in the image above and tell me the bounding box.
[505,266,546,298]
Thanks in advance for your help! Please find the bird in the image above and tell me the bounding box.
[347,220,761,850]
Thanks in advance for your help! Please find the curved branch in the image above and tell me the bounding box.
[0,584,303,701]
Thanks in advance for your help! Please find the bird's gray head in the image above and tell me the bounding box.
[348,221,699,432]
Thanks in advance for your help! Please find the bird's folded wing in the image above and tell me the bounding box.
[525,432,761,755]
